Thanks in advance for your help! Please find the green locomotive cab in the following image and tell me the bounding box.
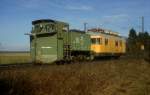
[30,19,69,63]
[31,19,64,34]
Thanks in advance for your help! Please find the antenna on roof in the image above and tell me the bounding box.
[141,16,144,32]
[84,22,87,32]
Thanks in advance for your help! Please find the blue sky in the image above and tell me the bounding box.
[0,0,150,51]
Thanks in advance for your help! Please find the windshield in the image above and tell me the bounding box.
[32,24,55,33]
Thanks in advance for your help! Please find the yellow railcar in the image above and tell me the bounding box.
[88,31,126,58]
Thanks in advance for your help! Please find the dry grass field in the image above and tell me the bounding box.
[0,52,31,64]
[0,58,150,95]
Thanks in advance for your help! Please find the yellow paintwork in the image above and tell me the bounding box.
[91,35,126,54]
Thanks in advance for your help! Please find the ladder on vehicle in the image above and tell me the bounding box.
[63,44,71,60]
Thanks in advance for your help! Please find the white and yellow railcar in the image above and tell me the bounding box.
[88,31,126,57]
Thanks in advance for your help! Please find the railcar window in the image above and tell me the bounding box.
[91,38,102,44]
[62,26,68,32]
[45,24,55,32]
[97,38,100,44]
[45,25,48,32]
[115,41,118,47]
[105,38,108,45]
[32,25,42,33]
[91,38,96,44]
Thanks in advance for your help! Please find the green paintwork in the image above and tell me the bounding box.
[30,19,69,63]
[30,34,57,63]
[30,19,91,63]
[69,31,91,51]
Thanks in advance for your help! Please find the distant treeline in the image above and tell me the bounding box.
[0,51,30,53]
[127,28,150,61]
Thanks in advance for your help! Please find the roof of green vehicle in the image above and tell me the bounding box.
[32,19,68,25]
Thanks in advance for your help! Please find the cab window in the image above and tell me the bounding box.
[32,24,41,33]
[62,26,69,32]
[91,38,102,44]
[98,38,102,44]
[97,38,100,44]
[105,38,108,45]
[115,41,118,47]
[91,38,96,44]
[46,24,55,32]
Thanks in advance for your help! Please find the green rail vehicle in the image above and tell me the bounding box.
[30,19,91,63]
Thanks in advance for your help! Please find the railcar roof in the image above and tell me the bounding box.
[32,19,68,25]
[87,31,125,39]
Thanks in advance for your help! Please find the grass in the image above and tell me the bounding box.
[0,52,31,64]
[0,58,150,95]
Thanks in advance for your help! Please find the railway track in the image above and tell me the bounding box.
[0,56,147,69]
[0,63,33,69]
